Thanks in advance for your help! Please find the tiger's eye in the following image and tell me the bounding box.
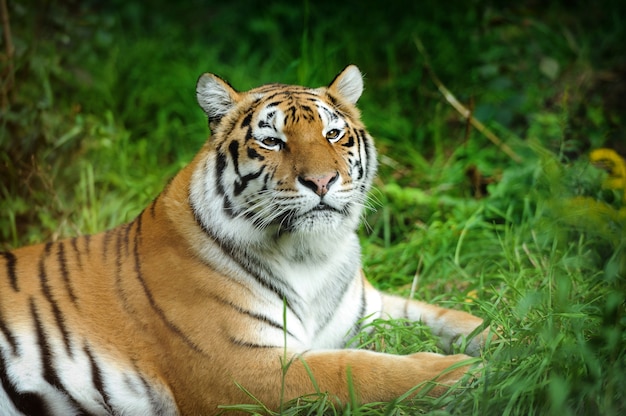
[326,129,341,141]
[261,137,281,148]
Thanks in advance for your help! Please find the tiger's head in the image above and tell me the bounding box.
[191,65,376,244]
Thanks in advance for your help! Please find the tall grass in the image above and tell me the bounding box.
[1,0,625,414]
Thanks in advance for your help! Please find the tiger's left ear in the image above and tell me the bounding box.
[328,65,364,104]
[196,73,241,126]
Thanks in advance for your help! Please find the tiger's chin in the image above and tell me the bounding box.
[277,209,356,237]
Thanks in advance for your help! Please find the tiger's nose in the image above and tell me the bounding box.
[298,172,339,197]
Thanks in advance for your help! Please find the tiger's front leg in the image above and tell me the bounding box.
[221,347,478,412]
[370,281,489,356]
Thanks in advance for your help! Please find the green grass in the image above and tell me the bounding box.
[2,0,625,414]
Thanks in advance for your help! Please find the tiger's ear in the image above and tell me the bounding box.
[328,65,364,104]
[196,73,241,125]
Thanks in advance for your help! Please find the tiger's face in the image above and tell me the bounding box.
[194,66,376,238]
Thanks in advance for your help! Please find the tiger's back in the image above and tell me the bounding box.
[1,66,488,415]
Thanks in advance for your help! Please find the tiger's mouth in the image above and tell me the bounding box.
[299,202,345,225]
[271,202,344,232]
[311,202,337,212]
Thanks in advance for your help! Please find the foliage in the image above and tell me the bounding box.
[2,0,626,414]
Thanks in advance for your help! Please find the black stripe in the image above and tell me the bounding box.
[0,304,18,355]
[70,237,83,271]
[359,279,367,321]
[343,279,368,345]
[261,89,317,103]
[210,293,298,340]
[319,104,337,122]
[57,242,78,304]
[134,364,168,414]
[355,278,368,335]
[299,104,315,121]
[215,151,228,197]
[102,230,113,262]
[258,115,273,129]
[84,234,92,256]
[229,337,280,349]
[285,105,300,123]
[123,221,133,257]
[115,224,134,315]
[262,91,288,103]
[149,196,158,218]
[30,299,90,414]
[314,270,354,333]
[356,131,366,180]
[234,166,265,197]
[131,214,207,356]
[1,251,18,292]
[30,299,56,384]
[240,100,264,135]
[342,134,355,148]
[360,128,374,181]
[228,140,240,176]
[247,146,264,161]
[241,111,253,128]
[84,343,114,413]
[0,354,52,416]
[326,92,339,106]
[38,245,73,356]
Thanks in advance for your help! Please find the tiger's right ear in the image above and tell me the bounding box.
[196,73,240,125]
[328,65,363,105]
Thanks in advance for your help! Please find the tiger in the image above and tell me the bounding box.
[0,65,489,415]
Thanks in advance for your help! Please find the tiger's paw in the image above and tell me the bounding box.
[407,352,482,397]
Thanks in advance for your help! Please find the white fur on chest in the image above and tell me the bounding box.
[265,237,363,349]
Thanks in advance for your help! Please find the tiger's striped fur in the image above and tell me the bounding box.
[0,66,488,415]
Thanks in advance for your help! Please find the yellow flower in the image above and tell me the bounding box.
[589,148,626,202]
[464,289,479,304]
